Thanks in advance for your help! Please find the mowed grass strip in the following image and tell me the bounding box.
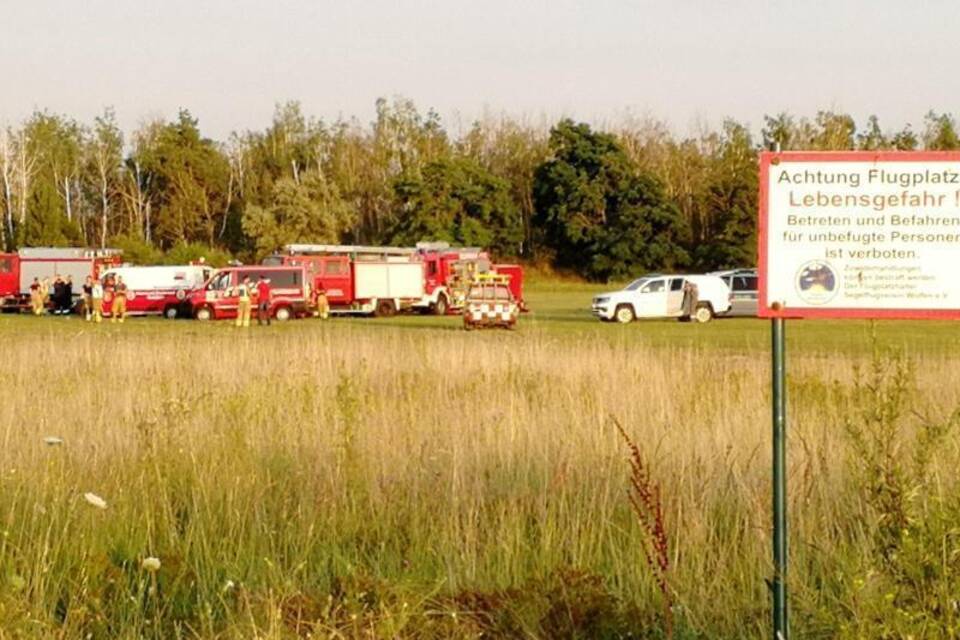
[0,285,958,638]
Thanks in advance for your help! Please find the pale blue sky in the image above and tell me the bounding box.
[2,1,958,139]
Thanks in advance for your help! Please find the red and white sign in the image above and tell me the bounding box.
[759,151,960,319]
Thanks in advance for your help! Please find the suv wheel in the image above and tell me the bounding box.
[694,304,713,323]
[614,305,635,324]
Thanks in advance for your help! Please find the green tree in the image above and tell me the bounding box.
[389,157,522,256]
[138,110,231,247]
[922,111,960,150]
[857,115,890,150]
[533,119,688,281]
[241,171,355,259]
[84,108,124,247]
[693,120,758,269]
[17,112,85,246]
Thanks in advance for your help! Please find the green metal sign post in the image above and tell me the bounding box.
[771,316,788,639]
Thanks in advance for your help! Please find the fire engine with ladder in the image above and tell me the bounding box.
[0,247,122,311]
[265,242,524,316]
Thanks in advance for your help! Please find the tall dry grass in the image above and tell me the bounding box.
[0,320,959,638]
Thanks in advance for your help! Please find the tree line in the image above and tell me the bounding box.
[2,99,958,281]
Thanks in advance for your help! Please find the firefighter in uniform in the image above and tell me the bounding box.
[82,276,94,320]
[39,278,51,313]
[235,276,252,328]
[111,276,128,323]
[90,278,104,323]
[29,278,43,315]
[315,286,329,320]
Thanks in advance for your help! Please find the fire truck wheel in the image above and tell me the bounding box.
[433,294,448,316]
[195,306,213,321]
[375,299,396,318]
[163,306,178,320]
[274,306,292,322]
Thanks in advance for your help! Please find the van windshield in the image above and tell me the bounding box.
[625,278,650,291]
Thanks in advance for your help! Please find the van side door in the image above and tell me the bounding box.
[666,277,685,316]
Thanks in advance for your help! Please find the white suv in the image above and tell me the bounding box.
[591,274,732,324]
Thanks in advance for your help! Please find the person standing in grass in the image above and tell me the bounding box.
[62,275,74,315]
[52,275,65,315]
[235,276,252,328]
[111,276,128,323]
[256,276,271,326]
[316,286,329,320]
[82,276,94,320]
[90,278,104,323]
[40,277,51,313]
[29,278,42,315]
[682,280,699,319]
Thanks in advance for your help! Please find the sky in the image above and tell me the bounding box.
[2,0,959,140]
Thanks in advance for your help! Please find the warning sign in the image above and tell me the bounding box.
[759,151,960,319]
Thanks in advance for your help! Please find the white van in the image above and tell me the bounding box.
[591,274,731,324]
[100,265,213,318]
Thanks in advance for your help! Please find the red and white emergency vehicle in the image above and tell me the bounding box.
[268,242,526,316]
[99,265,214,319]
[0,247,122,311]
[265,245,426,317]
[410,242,525,313]
[187,264,311,321]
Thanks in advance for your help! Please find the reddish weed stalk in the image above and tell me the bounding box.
[614,418,673,638]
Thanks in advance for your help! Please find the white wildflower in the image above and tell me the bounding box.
[44,437,64,446]
[83,493,107,509]
[141,557,161,572]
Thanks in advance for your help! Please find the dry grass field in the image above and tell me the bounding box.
[1,284,959,638]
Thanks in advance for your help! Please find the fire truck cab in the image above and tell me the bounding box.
[412,242,491,315]
[188,265,311,321]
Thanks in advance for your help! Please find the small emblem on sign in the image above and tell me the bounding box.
[795,260,838,305]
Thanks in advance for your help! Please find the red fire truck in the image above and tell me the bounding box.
[266,245,427,317]
[99,265,214,319]
[0,247,122,311]
[187,264,312,321]
[411,242,526,313]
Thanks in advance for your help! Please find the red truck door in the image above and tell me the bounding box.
[198,270,238,319]
[422,254,442,295]
[0,254,18,301]
[318,257,352,305]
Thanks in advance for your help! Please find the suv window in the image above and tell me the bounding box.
[641,279,665,293]
[670,278,684,292]
[734,276,758,291]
